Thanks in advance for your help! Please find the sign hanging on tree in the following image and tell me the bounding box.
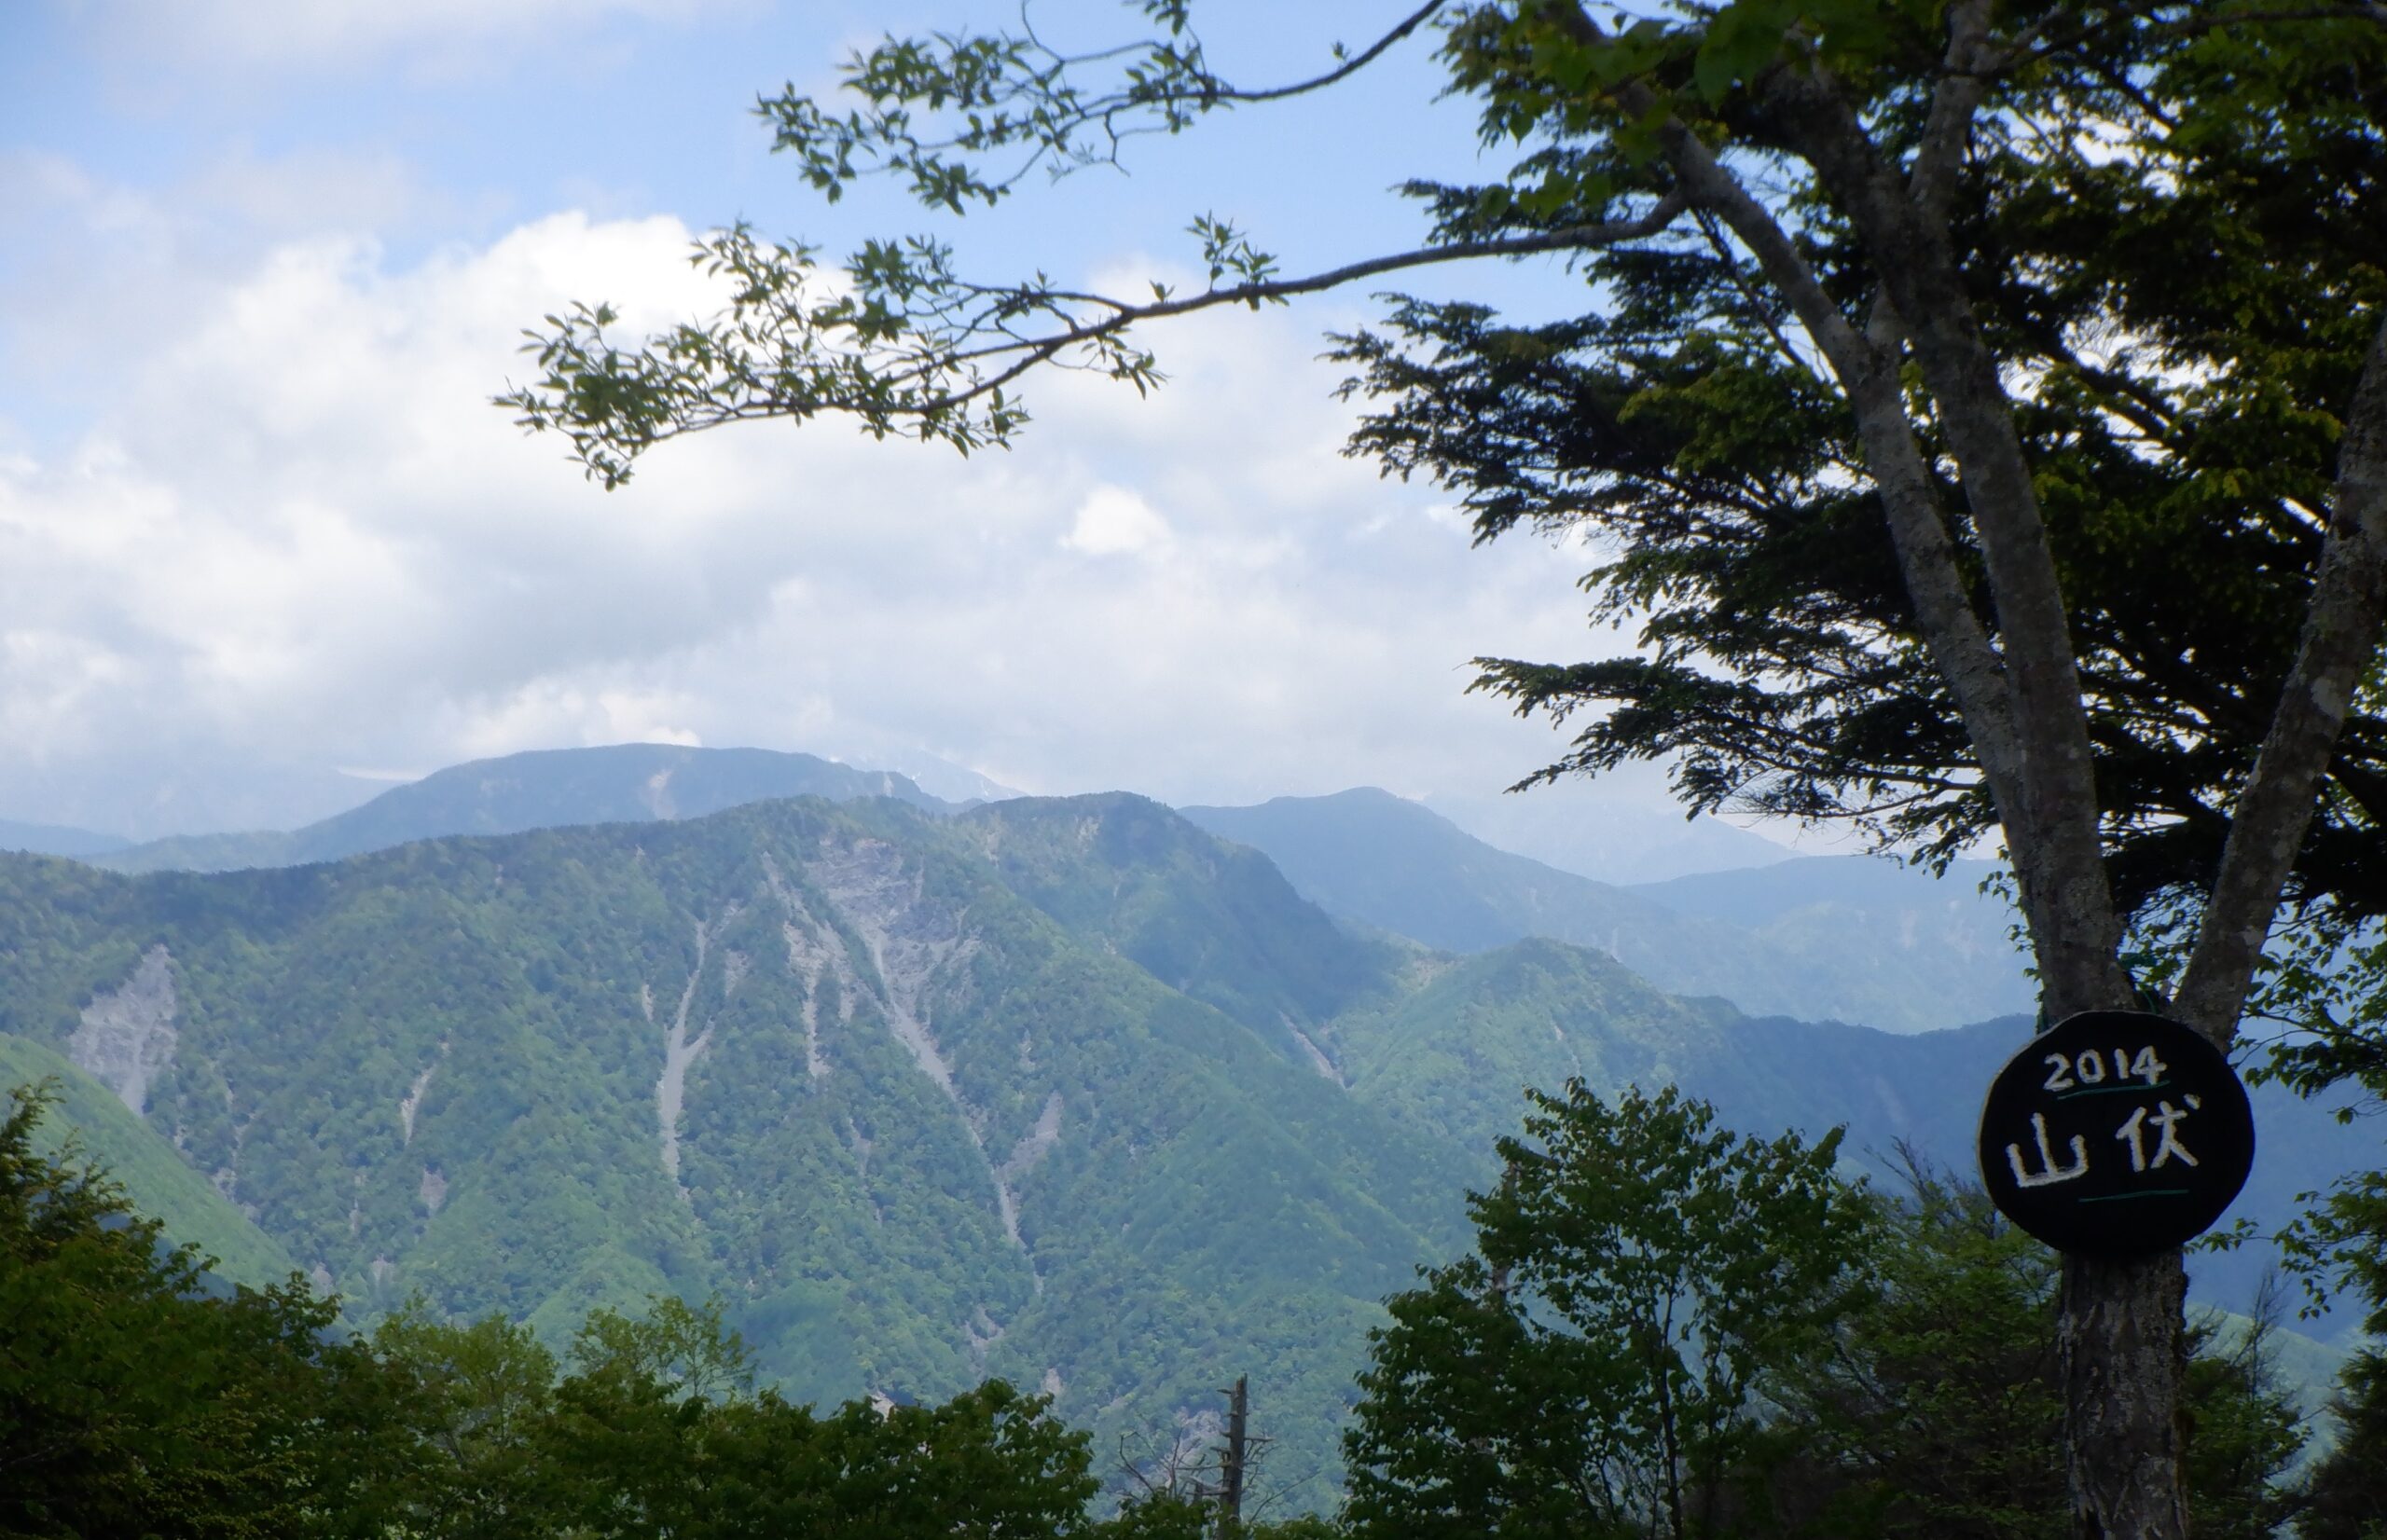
[1977,1010,2255,1258]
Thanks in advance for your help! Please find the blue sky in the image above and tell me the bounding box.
[0,0,1784,869]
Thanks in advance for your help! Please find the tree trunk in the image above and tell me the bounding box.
[2057,1252,2190,1540]
[1219,1374,1248,1539]
[1552,14,2387,1539]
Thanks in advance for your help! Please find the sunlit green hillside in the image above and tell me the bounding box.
[3,793,2370,1491]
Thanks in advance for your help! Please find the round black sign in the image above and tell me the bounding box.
[1977,1010,2255,1258]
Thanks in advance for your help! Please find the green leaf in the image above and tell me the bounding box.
[1694,2,1789,105]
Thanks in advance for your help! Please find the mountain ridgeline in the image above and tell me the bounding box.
[1,763,2366,1487]
[0,818,131,859]
[76,743,2031,1034]
[1181,787,2033,1032]
[86,744,945,876]
[0,796,1476,1487]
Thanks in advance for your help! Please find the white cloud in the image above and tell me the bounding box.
[1061,485,1173,557]
[0,186,1650,836]
[338,765,428,783]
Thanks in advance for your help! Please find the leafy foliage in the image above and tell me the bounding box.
[0,1031,295,1287]
[6,1050,2327,1535]
[1343,1096,2309,1540]
[1764,1171,2303,1539]
[2250,1059,2387,1539]
[496,2,1460,483]
[1327,6,2387,930]
[493,11,2387,1518]
[1343,1084,1870,1539]
[5,1079,1347,1537]
[366,1305,559,1540]
[496,3,2387,947]
[4,785,2372,1511]
[1759,1170,2070,1537]
[0,1082,408,1539]
[0,796,1479,1501]
[2297,1353,2387,1540]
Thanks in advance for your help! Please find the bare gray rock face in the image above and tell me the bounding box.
[67,944,179,1116]
[655,917,719,1189]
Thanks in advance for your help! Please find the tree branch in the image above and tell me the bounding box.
[761,2,1451,208]
[1908,0,1994,230]
[1754,52,2134,1014]
[1139,1,1448,106]
[858,198,1691,393]
[2173,312,2387,1036]
[505,195,1693,482]
[1537,9,2032,872]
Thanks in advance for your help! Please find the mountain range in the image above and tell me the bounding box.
[1422,784,1793,883]
[1,746,2368,1490]
[80,744,945,875]
[0,817,132,859]
[40,744,2030,1034]
[1183,787,2030,1031]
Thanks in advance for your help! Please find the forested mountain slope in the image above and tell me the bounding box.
[90,744,945,875]
[959,793,1407,1057]
[1181,788,2029,1031]
[0,1033,296,1288]
[1,792,2368,1490]
[0,800,1468,1488]
[1318,932,2359,1317]
[1627,856,2029,1020]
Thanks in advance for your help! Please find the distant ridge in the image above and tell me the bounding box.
[0,817,131,858]
[1626,852,2008,928]
[69,750,2030,1032]
[90,744,946,874]
[1180,787,2030,1033]
[1425,787,1792,883]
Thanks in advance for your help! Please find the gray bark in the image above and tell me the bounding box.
[2173,314,2387,1035]
[1736,56,2189,1539]
[1535,10,2387,1539]
[1604,76,2036,844]
[2058,1254,2191,1540]
[1537,7,2387,1534]
[1756,62,2134,1019]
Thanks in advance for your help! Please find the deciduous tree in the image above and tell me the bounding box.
[0,1082,412,1539]
[1339,1084,1870,1539]
[501,6,2387,1533]
[367,1306,559,1540]
[1762,1167,2303,1539]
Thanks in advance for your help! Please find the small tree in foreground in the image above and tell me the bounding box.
[2262,1119,2387,1540]
[1340,1092,2306,1540]
[0,1080,1234,1539]
[1762,1169,2302,1540]
[2297,1351,2387,1540]
[1341,1084,1870,1540]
